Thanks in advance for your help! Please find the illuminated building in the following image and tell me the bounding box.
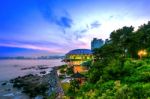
[64,49,93,73]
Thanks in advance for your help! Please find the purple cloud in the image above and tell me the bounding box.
[90,21,101,29]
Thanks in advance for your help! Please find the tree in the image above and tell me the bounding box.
[66,67,74,75]
[81,60,92,69]
[110,26,134,58]
[67,79,80,97]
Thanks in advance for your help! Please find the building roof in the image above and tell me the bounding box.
[66,49,92,55]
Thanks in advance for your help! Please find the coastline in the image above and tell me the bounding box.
[0,81,29,99]
[0,66,64,99]
[0,59,64,82]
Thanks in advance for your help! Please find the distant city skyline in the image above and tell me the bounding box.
[0,0,150,56]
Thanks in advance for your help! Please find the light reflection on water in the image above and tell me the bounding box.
[0,59,64,81]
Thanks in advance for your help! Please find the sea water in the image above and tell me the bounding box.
[0,59,64,81]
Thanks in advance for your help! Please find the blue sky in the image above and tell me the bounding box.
[0,0,150,56]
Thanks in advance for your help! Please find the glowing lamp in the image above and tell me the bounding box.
[138,49,147,59]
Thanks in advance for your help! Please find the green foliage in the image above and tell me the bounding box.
[61,82,70,94]
[59,75,65,80]
[60,68,65,74]
[78,58,150,98]
[93,44,122,62]
[65,21,150,98]
[81,60,92,68]
[47,92,57,99]
[58,64,67,74]
[66,67,74,75]
[79,82,94,92]
[103,59,123,80]
[88,61,105,83]
[67,80,80,97]
[58,64,67,70]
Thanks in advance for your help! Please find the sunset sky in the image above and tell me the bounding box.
[0,0,150,56]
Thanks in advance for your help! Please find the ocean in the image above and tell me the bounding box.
[0,59,64,81]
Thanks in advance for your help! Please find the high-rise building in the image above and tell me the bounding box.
[91,38,104,50]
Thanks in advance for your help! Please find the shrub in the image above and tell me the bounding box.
[66,67,74,75]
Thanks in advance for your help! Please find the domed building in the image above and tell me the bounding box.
[64,49,93,73]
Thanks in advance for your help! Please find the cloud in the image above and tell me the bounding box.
[90,21,101,29]
[0,43,66,54]
[70,21,102,40]
[0,39,69,54]
[80,29,88,33]
[37,0,73,30]
[37,0,55,22]
[73,29,88,40]
[56,16,73,28]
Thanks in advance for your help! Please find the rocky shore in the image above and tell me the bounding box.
[0,67,64,99]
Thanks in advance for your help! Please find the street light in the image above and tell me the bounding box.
[138,49,147,59]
